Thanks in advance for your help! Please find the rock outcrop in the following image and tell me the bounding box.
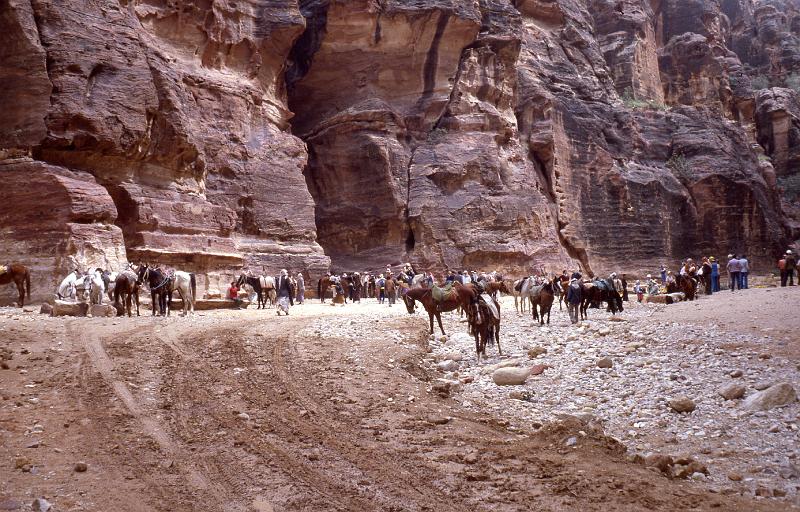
[1,0,798,302]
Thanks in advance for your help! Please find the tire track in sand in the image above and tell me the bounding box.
[67,319,211,491]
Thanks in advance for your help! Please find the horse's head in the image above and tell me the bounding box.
[236,274,246,287]
[136,264,148,283]
[402,292,416,314]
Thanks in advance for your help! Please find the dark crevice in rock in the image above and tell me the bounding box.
[285,0,331,91]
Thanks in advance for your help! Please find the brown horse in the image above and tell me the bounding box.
[113,271,140,317]
[483,280,511,300]
[530,278,557,325]
[669,274,697,301]
[402,282,477,335]
[470,295,501,360]
[0,264,31,307]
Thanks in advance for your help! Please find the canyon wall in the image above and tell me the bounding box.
[1,0,797,302]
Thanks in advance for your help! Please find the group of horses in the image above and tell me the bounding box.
[509,274,626,322]
[51,263,197,317]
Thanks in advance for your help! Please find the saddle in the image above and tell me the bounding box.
[594,279,610,292]
[478,294,499,320]
[432,283,457,303]
[514,277,528,292]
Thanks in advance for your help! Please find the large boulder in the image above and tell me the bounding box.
[492,367,532,386]
[742,383,797,411]
[88,304,116,318]
[52,300,88,317]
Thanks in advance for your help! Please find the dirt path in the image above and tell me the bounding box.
[0,303,794,511]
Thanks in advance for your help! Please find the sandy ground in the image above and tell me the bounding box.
[0,290,797,511]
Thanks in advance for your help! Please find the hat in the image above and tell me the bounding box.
[280,269,288,276]
[787,250,793,254]
[646,274,652,278]
[379,274,384,278]
[728,254,734,258]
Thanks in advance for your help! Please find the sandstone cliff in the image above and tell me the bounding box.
[1,0,798,302]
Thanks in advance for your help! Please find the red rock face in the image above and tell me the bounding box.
[0,0,797,302]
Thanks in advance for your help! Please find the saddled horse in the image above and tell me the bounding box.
[114,270,140,317]
[385,277,397,306]
[237,274,275,309]
[0,264,31,307]
[527,278,557,325]
[402,282,477,335]
[138,265,172,315]
[470,294,502,360]
[580,279,621,320]
[318,276,335,303]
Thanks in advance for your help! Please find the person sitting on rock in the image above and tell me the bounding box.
[227,281,243,310]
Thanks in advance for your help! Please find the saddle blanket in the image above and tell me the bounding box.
[0,265,7,275]
[432,283,456,302]
[479,294,499,320]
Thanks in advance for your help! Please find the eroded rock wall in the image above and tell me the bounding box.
[1,0,797,302]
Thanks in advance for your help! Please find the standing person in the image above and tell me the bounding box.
[786,250,797,286]
[377,274,386,303]
[227,281,244,309]
[710,257,720,292]
[566,278,582,324]
[275,269,294,315]
[739,255,749,290]
[726,254,740,292]
[295,272,305,304]
[701,257,713,295]
[778,254,788,286]
[660,264,667,285]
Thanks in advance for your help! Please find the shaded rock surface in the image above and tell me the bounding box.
[2,0,799,303]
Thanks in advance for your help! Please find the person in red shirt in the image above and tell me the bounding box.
[228,281,244,309]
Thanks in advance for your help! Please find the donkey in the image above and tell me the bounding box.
[469,294,502,360]
[114,270,140,317]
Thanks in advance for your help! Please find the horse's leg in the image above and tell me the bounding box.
[436,312,446,336]
[428,311,435,335]
[496,321,502,355]
[16,278,24,307]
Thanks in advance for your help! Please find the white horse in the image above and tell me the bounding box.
[168,270,196,316]
[89,269,105,305]
[57,270,90,301]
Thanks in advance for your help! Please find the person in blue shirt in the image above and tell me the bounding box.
[660,264,667,285]
[739,255,750,289]
[710,257,720,292]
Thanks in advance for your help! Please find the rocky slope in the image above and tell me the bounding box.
[1,0,799,301]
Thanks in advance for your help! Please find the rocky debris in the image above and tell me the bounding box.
[437,360,460,373]
[432,379,461,397]
[492,367,531,386]
[597,357,613,369]
[527,346,548,358]
[669,397,696,413]
[74,461,88,472]
[39,303,53,315]
[742,383,798,412]
[420,299,800,499]
[718,384,746,401]
[730,369,744,378]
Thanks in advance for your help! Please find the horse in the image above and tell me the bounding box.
[102,271,118,302]
[511,278,529,314]
[138,265,172,315]
[469,294,501,360]
[483,280,511,300]
[402,282,477,335]
[318,276,335,303]
[89,268,106,305]
[555,275,569,311]
[528,278,557,325]
[166,269,196,315]
[237,274,274,309]
[580,280,620,320]
[113,271,140,317]
[673,274,698,301]
[0,264,31,307]
[385,278,397,306]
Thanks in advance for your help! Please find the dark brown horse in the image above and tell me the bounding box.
[0,264,31,307]
[669,274,697,301]
[483,280,511,300]
[113,271,140,317]
[402,282,477,335]
[530,278,557,325]
[470,295,501,359]
[580,280,620,320]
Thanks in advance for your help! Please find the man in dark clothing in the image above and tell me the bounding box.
[701,258,713,295]
[275,269,294,315]
[785,250,796,286]
[566,278,583,324]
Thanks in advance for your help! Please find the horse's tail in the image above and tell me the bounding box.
[25,269,31,299]
[190,273,197,302]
